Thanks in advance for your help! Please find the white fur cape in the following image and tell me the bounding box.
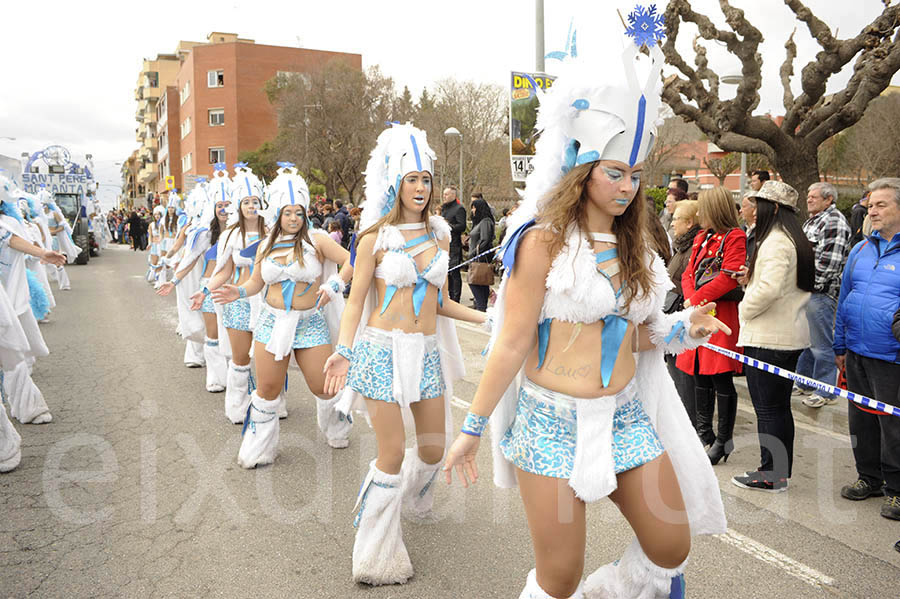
[488,225,727,536]
[336,215,465,449]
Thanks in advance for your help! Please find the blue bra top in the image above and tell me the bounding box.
[374,223,448,317]
[259,237,321,311]
[503,220,628,388]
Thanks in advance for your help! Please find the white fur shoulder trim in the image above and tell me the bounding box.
[373,225,406,254]
[429,215,451,241]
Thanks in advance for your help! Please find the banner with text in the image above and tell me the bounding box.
[509,71,556,182]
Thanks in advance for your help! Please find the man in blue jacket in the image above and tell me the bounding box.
[834,178,900,523]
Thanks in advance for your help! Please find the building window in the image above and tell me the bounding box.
[181,153,192,173]
[180,117,192,139]
[207,69,224,88]
[209,147,226,164]
[180,80,191,104]
[208,108,225,126]
[147,72,159,88]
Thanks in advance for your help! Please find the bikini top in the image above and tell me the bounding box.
[373,222,449,317]
[259,236,322,311]
[221,228,261,282]
[502,220,633,388]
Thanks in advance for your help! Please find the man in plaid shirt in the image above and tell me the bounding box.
[795,182,852,407]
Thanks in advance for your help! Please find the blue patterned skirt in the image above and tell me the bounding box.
[253,304,331,349]
[223,297,252,332]
[501,378,664,479]
[346,327,444,404]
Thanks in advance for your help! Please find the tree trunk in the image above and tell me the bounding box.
[774,145,819,220]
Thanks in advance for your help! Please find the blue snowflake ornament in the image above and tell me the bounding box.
[625,4,665,48]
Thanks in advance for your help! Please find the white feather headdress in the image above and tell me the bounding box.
[359,123,436,231]
[265,162,310,222]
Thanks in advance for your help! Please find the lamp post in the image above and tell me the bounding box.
[444,127,463,205]
[720,74,747,197]
[0,136,15,141]
[535,0,545,73]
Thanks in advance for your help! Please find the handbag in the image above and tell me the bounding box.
[467,261,495,286]
[662,289,683,314]
[693,229,745,303]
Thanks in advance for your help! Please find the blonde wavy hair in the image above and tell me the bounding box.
[536,162,653,312]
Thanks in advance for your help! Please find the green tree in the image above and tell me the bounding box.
[237,141,279,182]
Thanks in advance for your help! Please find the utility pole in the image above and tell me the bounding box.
[536,0,545,73]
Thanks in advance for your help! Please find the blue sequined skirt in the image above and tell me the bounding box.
[223,297,252,332]
[501,378,664,479]
[346,327,444,404]
[253,304,331,349]
[201,293,216,314]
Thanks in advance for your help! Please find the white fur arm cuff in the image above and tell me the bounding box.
[321,274,345,302]
[647,309,709,354]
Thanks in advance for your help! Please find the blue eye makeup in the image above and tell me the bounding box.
[631,173,641,188]
[601,167,623,182]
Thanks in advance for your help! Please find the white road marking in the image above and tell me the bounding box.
[717,528,835,588]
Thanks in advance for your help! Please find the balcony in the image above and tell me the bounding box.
[137,163,158,186]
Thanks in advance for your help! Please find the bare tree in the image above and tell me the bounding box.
[644,112,704,186]
[661,0,900,210]
[268,62,396,201]
[704,153,741,185]
[843,91,900,181]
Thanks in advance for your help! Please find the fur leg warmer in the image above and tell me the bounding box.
[0,400,22,472]
[183,340,205,368]
[225,362,252,424]
[276,389,288,420]
[3,362,51,424]
[352,461,413,585]
[237,391,280,469]
[520,569,584,599]
[584,538,686,599]
[203,337,227,393]
[400,448,441,521]
[56,266,71,290]
[315,395,351,449]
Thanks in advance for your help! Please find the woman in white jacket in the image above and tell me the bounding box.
[731,181,815,493]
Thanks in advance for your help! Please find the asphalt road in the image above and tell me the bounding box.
[2,245,898,598]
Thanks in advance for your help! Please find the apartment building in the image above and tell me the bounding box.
[127,32,361,197]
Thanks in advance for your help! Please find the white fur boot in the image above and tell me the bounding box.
[584,538,686,599]
[400,448,441,521]
[224,362,252,424]
[276,389,288,419]
[237,391,280,469]
[57,265,71,290]
[0,399,22,472]
[520,569,584,599]
[3,362,52,424]
[183,340,205,368]
[315,395,351,448]
[203,337,227,393]
[352,461,413,585]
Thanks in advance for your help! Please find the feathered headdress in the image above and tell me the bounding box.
[359,123,436,231]
[505,3,666,237]
[228,162,267,227]
[264,162,310,220]
[0,175,24,223]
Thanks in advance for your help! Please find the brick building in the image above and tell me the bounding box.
[126,32,361,198]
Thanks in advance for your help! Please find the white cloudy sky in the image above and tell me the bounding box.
[0,0,897,210]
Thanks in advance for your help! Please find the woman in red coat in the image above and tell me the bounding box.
[677,187,746,465]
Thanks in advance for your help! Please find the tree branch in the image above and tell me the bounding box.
[692,35,720,100]
[780,29,797,113]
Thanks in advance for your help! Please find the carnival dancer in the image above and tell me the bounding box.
[157,184,208,368]
[161,166,231,392]
[147,205,165,284]
[211,164,352,466]
[0,177,66,425]
[39,188,78,290]
[0,273,30,473]
[172,165,267,423]
[16,194,56,320]
[156,194,180,287]
[441,15,729,598]
[322,124,485,586]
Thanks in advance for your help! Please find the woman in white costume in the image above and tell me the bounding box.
[156,195,180,286]
[442,18,729,599]
[40,189,77,290]
[0,177,66,425]
[176,164,267,423]
[0,271,29,472]
[212,164,353,467]
[158,184,208,368]
[322,123,485,586]
[16,195,56,320]
[161,167,231,392]
[147,205,165,284]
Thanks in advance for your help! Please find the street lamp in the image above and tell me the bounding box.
[0,136,16,141]
[720,74,747,197]
[444,127,463,205]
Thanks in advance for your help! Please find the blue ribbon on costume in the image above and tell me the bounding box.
[599,314,629,387]
[276,161,295,169]
[349,232,358,267]
[628,95,647,167]
[239,239,261,258]
[379,233,443,316]
[664,321,687,344]
[190,227,209,250]
[537,319,551,368]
